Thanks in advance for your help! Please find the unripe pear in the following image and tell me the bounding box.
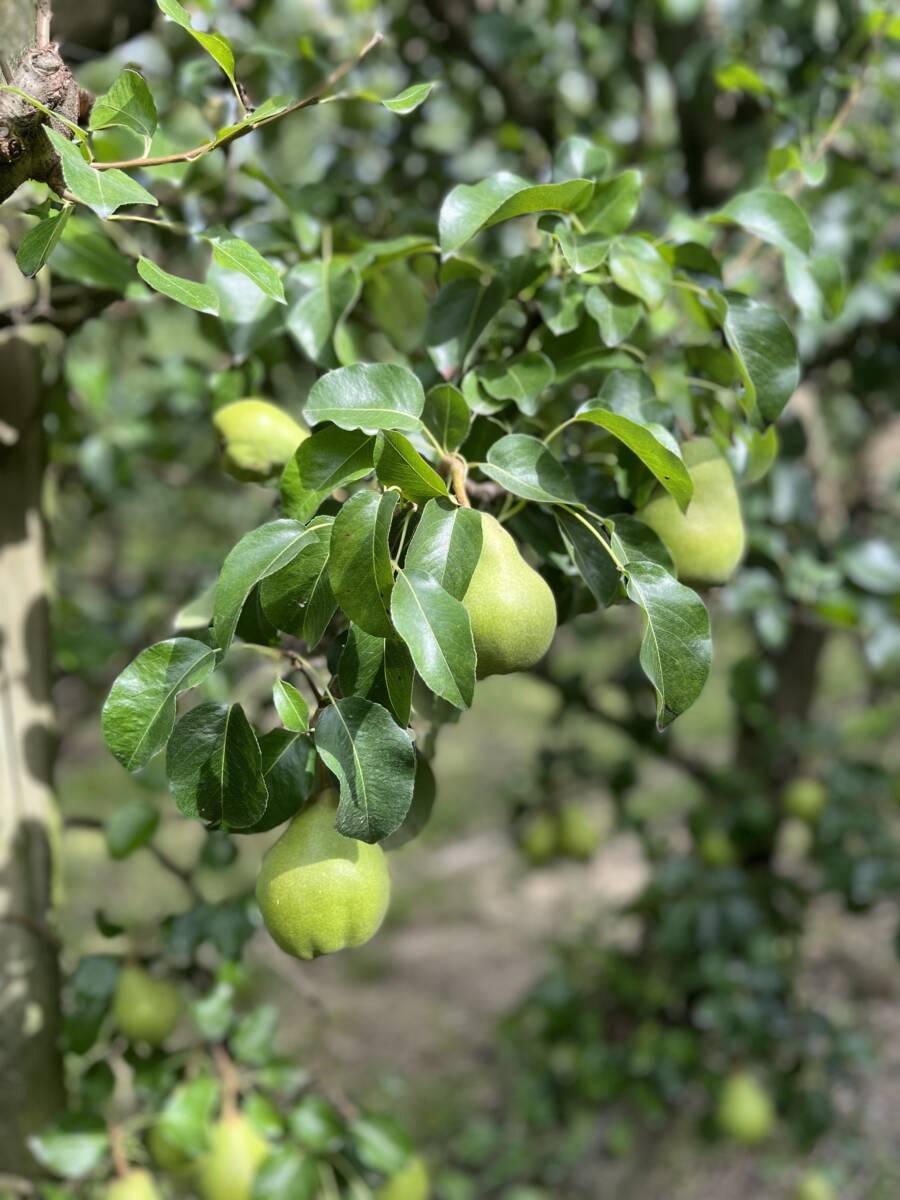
[697,828,738,867]
[793,1170,837,1200]
[716,1071,775,1145]
[256,790,391,959]
[112,966,182,1047]
[557,803,601,861]
[462,513,557,678]
[213,399,307,481]
[197,1114,269,1200]
[104,1170,162,1200]
[147,1125,193,1177]
[637,438,745,585]
[377,1156,431,1200]
[519,812,558,865]
[783,778,827,822]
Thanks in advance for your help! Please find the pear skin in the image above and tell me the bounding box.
[213,399,307,481]
[256,790,391,959]
[377,1156,431,1200]
[716,1071,775,1145]
[637,438,745,585]
[104,1170,162,1200]
[197,1114,269,1200]
[112,966,181,1047]
[462,513,557,678]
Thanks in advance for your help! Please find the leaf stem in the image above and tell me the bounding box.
[543,416,576,446]
[449,456,471,507]
[560,504,627,573]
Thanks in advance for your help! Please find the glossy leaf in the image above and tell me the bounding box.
[608,236,671,310]
[44,127,157,219]
[206,227,286,304]
[303,363,425,433]
[245,730,315,833]
[166,701,268,828]
[314,697,416,842]
[713,292,800,423]
[101,637,217,771]
[286,260,361,365]
[105,799,159,860]
[137,257,219,314]
[260,520,336,648]
[425,277,507,377]
[405,498,483,600]
[625,560,711,728]
[27,1115,108,1180]
[580,170,641,235]
[555,509,621,607]
[554,135,611,180]
[16,204,71,276]
[584,285,642,347]
[481,434,581,505]
[374,432,449,502]
[329,490,398,638]
[392,568,476,708]
[157,0,239,96]
[553,226,610,274]
[89,68,157,143]
[422,383,471,452]
[273,680,309,732]
[574,407,692,510]
[439,172,594,253]
[479,352,556,417]
[281,427,374,523]
[711,189,812,258]
[382,81,436,113]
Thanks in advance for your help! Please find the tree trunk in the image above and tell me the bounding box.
[0,320,64,1168]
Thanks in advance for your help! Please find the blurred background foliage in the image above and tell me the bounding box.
[5,0,898,1196]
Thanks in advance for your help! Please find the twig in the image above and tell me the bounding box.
[0,56,12,85]
[35,0,52,47]
[93,32,383,172]
[449,456,471,507]
[212,1044,240,1118]
[107,1124,128,1179]
[148,843,203,903]
[0,911,61,949]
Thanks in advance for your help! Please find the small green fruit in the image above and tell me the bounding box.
[197,1114,269,1200]
[256,790,391,959]
[793,1169,837,1200]
[716,1071,775,1145]
[783,778,827,822]
[112,966,181,1046]
[377,1156,431,1200]
[697,828,738,867]
[519,812,558,865]
[462,513,557,678]
[637,438,745,585]
[147,1125,192,1177]
[557,803,601,861]
[104,1170,162,1200]
[213,399,307,481]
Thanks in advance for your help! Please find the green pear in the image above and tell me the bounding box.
[637,438,745,585]
[716,1071,775,1145]
[557,803,601,861]
[377,1156,431,1200]
[519,812,558,865]
[462,513,557,678]
[783,778,827,822]
[112,966,182,1046]
[147,1124,193,1177]
[213,399,307,481]
[104,1170,162,1200]
[793,1170,837,1200]
[256,790,391,959]
[197,1114,269,1200]
[697,828,738,867]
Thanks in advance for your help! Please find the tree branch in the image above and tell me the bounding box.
[35,0,51,48]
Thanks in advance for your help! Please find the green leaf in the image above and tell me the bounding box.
[253,1148,319,1200]
[16,205,71,276]
[382,81,436,113]
[712,292,800,423]
[422,383,471,452]
[392,568,476,708]
[425,277,507,377]
[405,498,483,600]
[28,1114,108,1180]
[205,227,285,304]
[374,432,449,503]
[553,226,610,274]
[245,729,315,833]
[350,1114,415,1175]
[89,68,158,143]
[439,172,594,253]
[157,0,239,98]
[101,637,217,771]
[537,277,583,335]
[481,434,580,505]
[554,135,611,180]
[785,253,845,320]
[273,680,309,732]
[52,216,134,291]
[43,127,157,219]
[105,798,159,860]
[260,520,336,647]
[137,257,219,314]
[166,701,268,828]
[608,236,671,310]
[383,753,436,849]
[281,427,374,523]
[286,260,361,365]
[329,490,398,638]
[840,539,900,596]
[314,697,416,842]
[479,352,555,417]
[714,62,772,96]
[304,363,425,434]
[579,170,642,235]
[338,627,413,726]
[584,285,642,347]
[625,560,711,728]
[158,1077,220,1157]
[711,189,813,258]
[214,520,321,653]
[607,513,674,571]
[555,509,621,607]
[575,409,693,512]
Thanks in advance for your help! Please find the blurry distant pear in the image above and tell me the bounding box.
[793,1170,837,1200]
[214,399,307,481]
[716,1071,775,1145]
[637,438,745,585]
[197,1113,269,1200]
[256,790,391,959]
[104,1170,161,1200]
[377,1156,431,1200]
[462,513,557,678]
[112,966,181,1046]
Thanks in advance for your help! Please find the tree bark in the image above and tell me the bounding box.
[0,323,64,1175]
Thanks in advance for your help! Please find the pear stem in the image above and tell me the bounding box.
[449,457,471,507]
[213,1044,240,1120]
[108,1124,128,1179]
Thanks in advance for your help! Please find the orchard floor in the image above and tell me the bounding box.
[59,635,900,1200]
